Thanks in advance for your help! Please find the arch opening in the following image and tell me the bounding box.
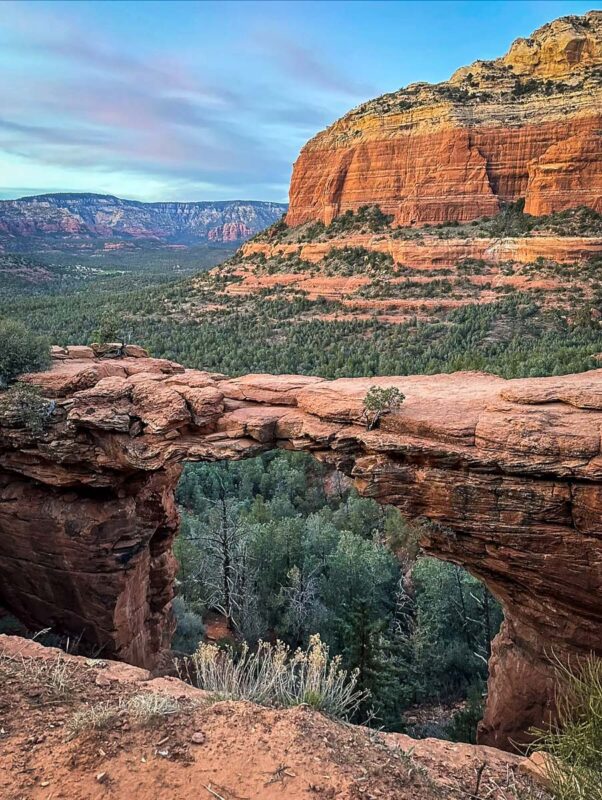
[171,450,504,742]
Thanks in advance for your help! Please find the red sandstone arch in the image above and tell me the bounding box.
[1,348,601,750]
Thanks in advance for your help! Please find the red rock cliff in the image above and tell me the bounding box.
[1,349,602,750]
[286,12,602,227]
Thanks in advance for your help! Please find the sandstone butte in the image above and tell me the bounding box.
[286,12,602,227]
[222,13,602,325]
[0,346,601,753]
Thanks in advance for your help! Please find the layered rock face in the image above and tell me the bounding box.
[1,349,601,749]
[243,234,602,270]
[217,222,602,326]
[0,194,287,247]
[287,12,602,227]
[236,233,602,312]
[207,221,253,242]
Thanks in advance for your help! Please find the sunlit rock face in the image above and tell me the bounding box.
[286,12,602,227]
[1,349,601,750]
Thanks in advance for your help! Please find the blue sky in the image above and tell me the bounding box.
[0,0,595,202]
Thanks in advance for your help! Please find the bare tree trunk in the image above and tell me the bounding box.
[482,586,492,660]
[454,566,475,650]
[219,496,234,630]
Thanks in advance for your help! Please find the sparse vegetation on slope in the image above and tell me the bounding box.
[0,637,549,799]
[256,203,602,245]
[530,656,602,800]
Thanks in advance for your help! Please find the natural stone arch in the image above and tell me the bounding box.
[0,348,601,751]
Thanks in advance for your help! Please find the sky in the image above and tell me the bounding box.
[0,0,596,203]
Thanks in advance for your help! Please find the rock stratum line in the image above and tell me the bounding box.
[1,348,601,750]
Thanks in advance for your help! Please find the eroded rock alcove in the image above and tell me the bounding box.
[1,348,601,750]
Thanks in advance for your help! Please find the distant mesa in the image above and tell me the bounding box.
[0,193,287,248]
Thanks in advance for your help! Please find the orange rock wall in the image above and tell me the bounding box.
[287,116,602,227]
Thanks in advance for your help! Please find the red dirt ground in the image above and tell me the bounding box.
[0,636,548,800]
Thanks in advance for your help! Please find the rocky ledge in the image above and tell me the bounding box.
[0,635,546,799]
[1,347,601,750]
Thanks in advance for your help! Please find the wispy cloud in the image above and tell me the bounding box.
[0,1,372,199]
[251,30,377,98]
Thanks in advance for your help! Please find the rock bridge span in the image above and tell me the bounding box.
[0,347,601,750]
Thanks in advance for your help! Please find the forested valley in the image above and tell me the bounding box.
[5,273,602,379]
[174,451,503,740]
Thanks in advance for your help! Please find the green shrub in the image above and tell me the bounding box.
[362,385,405,429]
[0,318,50,386]
[91,314,118,346]
[445,683,485,744]
[0,383,53,434]
[512,77,541,97]
[320,246,396,277]
[531,655,602,800]
[0,612,25,636]
[305,221,326,240]
[172,595,206,654]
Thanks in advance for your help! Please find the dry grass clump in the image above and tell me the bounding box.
[473,766,551,800]
[67,701,119,737]
[181,633,367,720]
[66,692,183,738]
[530,655,602,800]
[125,692,181,723]
[0,651,76,699]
